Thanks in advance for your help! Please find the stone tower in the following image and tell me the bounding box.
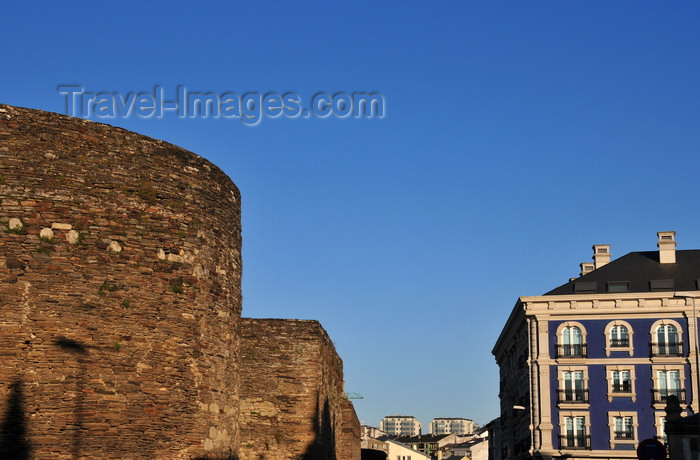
[0,104,242,459]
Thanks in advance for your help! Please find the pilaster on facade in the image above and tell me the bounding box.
[678,297,700,413]
[535,363,554,452]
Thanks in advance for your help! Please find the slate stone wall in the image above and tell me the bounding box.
[0,104,242,460]
[340,399,361,460]
[238,318,351,460]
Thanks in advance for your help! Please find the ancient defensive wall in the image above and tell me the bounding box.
[0,103,360,460]
[239,318,360,460]
[0,104,242,459]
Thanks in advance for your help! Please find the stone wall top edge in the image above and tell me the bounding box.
[241,318,329,336]
[0,103,240,197]
[241,317,341,360]
[241,317,322,324]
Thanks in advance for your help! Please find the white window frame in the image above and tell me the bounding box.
[651,364,686,409]
[557,365,590,408]
[607,411,638,448]
[605,364,636,401]
[556,321,588,359]
[649,319,683,360]
[605,320,634,356]
[655,412,667,444]
[558,411,590,450]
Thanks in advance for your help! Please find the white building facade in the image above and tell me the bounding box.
[430,417,478,435]
[381,415,422,436]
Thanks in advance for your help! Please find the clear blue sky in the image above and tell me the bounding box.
[3,1,700,429]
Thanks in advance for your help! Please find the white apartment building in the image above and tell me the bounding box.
[430,417,478,435]
[380,415,422,436]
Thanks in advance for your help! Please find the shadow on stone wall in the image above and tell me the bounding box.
[0,379,31,460]
[301,398,335,460]
[2,338,237,460]
[54,337,89,460]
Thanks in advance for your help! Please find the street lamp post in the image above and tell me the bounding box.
[512,405,529,459]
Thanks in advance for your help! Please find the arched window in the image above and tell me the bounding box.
[651,320,683,357]
[557,323,587,358]
[610,325,629,347]
[657,325,679,354]
[605,321,634,356]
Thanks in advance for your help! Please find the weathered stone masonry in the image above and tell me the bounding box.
[239,318,359,460]
[340,400,361,460]
[0,104,360,460]
[0,104,242,459]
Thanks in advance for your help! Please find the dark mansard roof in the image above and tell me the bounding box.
[545,250,700,296]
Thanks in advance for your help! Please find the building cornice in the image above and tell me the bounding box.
[520,291,700,316]
[522,291,700,303]
[494,290,699,359]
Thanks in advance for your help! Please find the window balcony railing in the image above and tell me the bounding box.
[557,389,589,404]
[614,430,634,440]
[650,342,683,357]
[612,382,632,393]
[652,388,686,404]
[610,338,629,348]
[559,434,591,450]
[556,344,587,358]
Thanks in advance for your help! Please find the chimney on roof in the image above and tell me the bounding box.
[657,231,676,264]
[579,262,595,277]
[593,244,611,269]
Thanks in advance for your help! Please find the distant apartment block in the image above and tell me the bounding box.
[430,417,478,435]
[380,415,422,436]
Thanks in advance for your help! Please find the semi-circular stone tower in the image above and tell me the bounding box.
[0,104,242,459]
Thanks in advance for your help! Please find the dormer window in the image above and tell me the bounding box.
[650,279,674,291]
[574,282,597,294]
[607,281,630,293]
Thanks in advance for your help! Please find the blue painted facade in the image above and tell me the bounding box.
[548,317,692,452]
[494,235,700,460]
